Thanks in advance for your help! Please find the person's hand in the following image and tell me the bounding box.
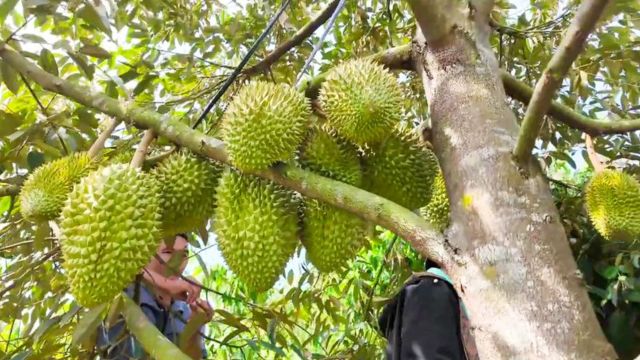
[161,277,202,304]
[188,299,214,327]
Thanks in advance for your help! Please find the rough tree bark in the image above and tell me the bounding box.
[408,0,616,359]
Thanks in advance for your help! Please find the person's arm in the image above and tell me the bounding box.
[142,268,201,303]
[179,299,213,360]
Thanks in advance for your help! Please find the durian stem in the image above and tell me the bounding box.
[121,295,192,360]
[0,184,20,197]
[130,130,156,169]
[88,118,121,158]
[585,134,607,173]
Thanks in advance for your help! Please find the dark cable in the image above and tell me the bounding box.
[191,0,292,130]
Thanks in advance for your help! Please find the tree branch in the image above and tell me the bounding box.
[513,0,611,165]
[88,117,120,158]
[243,0,340,77]
[500,71,640,136]
[130,129,156,168]
[0,184,20,197]
[0,41,450,268]
[584,134,607,173]
[121,295,192,360]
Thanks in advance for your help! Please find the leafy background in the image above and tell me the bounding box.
[0,0,639,358]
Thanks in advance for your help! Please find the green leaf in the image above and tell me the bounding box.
[1,60,21,94]
[79,45,111,59]
[0,111,23,137]
[132,75,157,96]
[72,303,107,346]
[0,0,19,24]
[67,51,95,80]
[627,291,640,303]
[77,4,111,35]
[38,49,58,76]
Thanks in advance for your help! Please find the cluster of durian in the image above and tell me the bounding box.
[585,169,640,245]
[18,58,452,299]
[214,59,449,291]
[18,148,222,307]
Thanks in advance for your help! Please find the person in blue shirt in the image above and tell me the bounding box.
[96,233,212,359]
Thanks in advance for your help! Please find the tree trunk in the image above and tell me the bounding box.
[410,1,617,359]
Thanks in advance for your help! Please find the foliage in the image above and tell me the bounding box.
[0,0,639,359]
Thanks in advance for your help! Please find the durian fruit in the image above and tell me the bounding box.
[214,170,299,291]
[319,58,403,146]
[299,129,362,185]
[221,81,311,171]
[59,164,161,307]
[302,200,368,272]
[585,169,640,243]
[152,150,222,237]
[299,129,368,272]
[420,170,450,232]
[363,129,439,211]
[19,152,97,222]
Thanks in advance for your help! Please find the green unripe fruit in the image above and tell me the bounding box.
[19,152,97,222]
[152,150,222,237]
[302,200,367,272]
[420,170,450,232]
[364,130,439,210]
[222,81,311,171]
[585,169,640,243]
[299,129,367,272]
[59,164,161,307]
[319,59,403,146]
[214,170,299,291]
[299,129,362,186]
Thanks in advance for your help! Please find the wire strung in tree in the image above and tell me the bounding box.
[191,0,292,130]
[295,0,347,87]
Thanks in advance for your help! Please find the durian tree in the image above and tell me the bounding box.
[1,0,640,359]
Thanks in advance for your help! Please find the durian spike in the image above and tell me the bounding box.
[130,130,157,169]
[87,118,121,158]
[584,134,608,173]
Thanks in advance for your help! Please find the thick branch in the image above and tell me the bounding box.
[501,71,640,135]
[513,0,611,164]
[121,295,192,360]
[243,0,340,77]
[130,130,156,168]
[0,41,450,267]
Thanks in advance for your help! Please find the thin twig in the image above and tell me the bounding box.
[0,240,34,252]
[295,0,346,86]
[584,134,607,173]
[244,0,340,77]
[363,235,398,318]
[191,0,292,129]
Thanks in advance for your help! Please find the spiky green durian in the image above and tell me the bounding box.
[363,130,439,210]
[152,150,222,237]
[59,164,161,307]
[221,81,311,171]
[299,129,368,272]
[319,59,403,146]
[420,170,450,232]
[299,129,362,186]
[585,169,640,243]
[19,152,97,222]
[302,200,367,272]
[214,170,299,291]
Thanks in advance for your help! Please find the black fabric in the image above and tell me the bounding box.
[378,275,467,360]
